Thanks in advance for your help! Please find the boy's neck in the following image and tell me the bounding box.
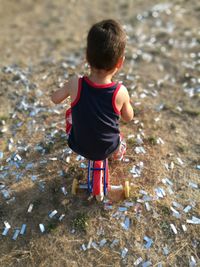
[88,68,117,84]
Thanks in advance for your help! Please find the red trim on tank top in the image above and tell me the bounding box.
[112,83,122,115]
[84,76,116,88]
[71,77,82,108]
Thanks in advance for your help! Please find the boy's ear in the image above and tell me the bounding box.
[116,56,125,69]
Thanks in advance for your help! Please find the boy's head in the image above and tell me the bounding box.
[86,19,126,71]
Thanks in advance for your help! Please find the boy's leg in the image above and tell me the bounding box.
[112,135,126,161]
[65,108,72,137]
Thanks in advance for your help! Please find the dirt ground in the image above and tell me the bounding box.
[0,0,199,266]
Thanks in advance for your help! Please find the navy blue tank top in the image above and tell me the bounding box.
[68,76,121,160]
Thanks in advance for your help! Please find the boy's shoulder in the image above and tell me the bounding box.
[115,83,130,103]
[118,83,129,96]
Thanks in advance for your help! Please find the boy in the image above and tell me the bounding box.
[51,19,133,161]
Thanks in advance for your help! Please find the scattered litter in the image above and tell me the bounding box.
[155,187,166,198]
[81,244,87,251]
[176,157,184,165]
[110,239,119,248]
[189,256,197,267]
[142,261,152,267]
[2,221,11,236]
[27,203,33,213]
[130,162,144,177]
[144,236,153,249]
[121,247,128,258]
[182,224,187,232]
[0,151,3,159]
[61,186,67,196]
[39,224,45,233]
[87,237,93,249]
[118,207,128,212]
[134,146,146,154]
[12,229,20,240]
[59,214,65,221]
[49,210,58,218]
[121,217,130,230]
[99,238,107,247]
[20,224,27,235]
[187,216,200,224]
[170,223,178,234]
[188,182,198,189]
[156,137,164,145]
[134,257,143,266]
[163,246,169,255]
[183,205,192,213]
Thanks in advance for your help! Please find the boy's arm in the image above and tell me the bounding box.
[51,82,70,104]
[120,86,134,122]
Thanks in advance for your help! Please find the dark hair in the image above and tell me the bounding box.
[86,19,126,71]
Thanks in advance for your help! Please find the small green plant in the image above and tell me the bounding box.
[147,136,157,145]
[127,137,136,146]
[72,212,88,232]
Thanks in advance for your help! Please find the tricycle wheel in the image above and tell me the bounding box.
[124,181,130,198]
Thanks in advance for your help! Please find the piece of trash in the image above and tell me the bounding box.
[170,224,178,234]
[183,205,192,213]
[196,165,200,170]
[39,224,45,233]
[177,157,184,165]
[2,221,11,236]
[27,203,33,213]
[81,244,87,251]
[155,187,166,198]
[145,202,151,211]
[80,162,87,168]
[134,257,143,266]
[189,256,197,267]
[86,237,93,249]
[163,246,169,255]
[187,216,200,224]
[135,146,146,154]
[182,224,187,232]
[61,186,67,196]
[172,201,183,209]
[156,137,164,145]
[170,206,180,216]
[118,207,127,212]
[12,229,20,240]
[144,236,153,249]
[59,214,65,221]
[31,175,38,182]
[104,204,113,210]
[49,157,57,161]
[124,201,134,207]
[1,188,11,200]
[20,224,27,235]
[121,247,128,258]
[0,151,3,159]
[189,182,198,189]
[142,261,152,267]
[121,217,130,230]
[130,162,144,177]
[99,238,107,247]
[110,239,119,248]
[91,241,100,251]
[49,210,58,218]
[162,178,173,186]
